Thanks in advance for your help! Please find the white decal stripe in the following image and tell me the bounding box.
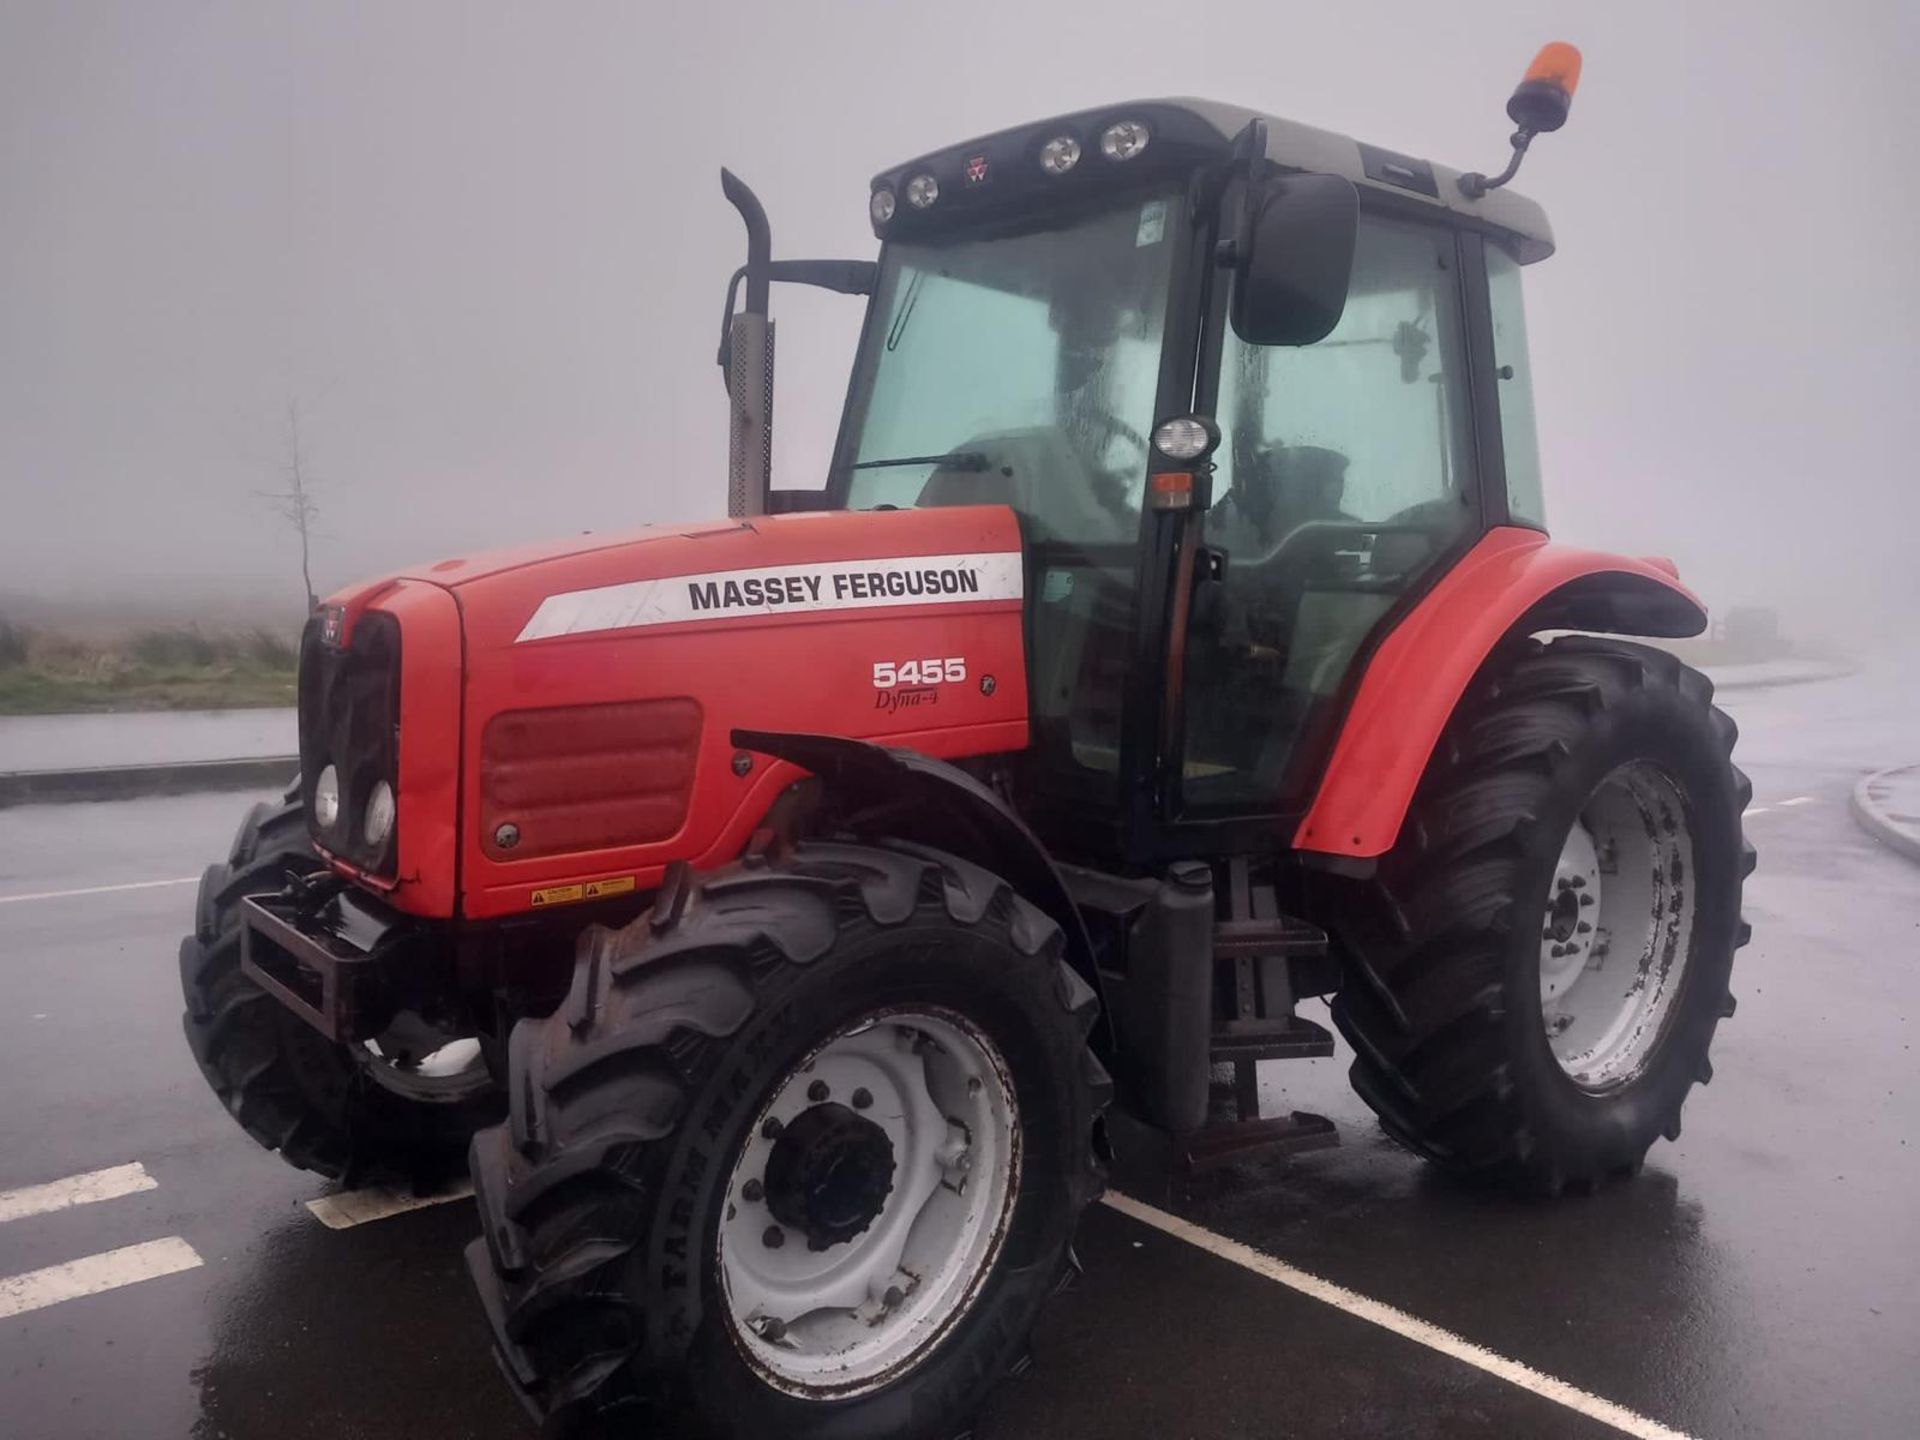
[516,552,1024,642]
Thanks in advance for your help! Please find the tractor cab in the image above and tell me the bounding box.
[728,97,1556,866]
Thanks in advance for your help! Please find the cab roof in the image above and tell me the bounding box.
[872,96,1554,264]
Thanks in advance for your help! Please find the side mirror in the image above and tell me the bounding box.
[1229,174,1358,347]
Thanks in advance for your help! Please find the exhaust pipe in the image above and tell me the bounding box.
[721,169,773,518]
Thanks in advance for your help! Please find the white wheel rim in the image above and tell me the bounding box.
[717,1007,1021,1399]
[1539,762,1697,1091]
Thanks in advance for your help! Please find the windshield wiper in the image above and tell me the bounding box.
[850,451,990,473]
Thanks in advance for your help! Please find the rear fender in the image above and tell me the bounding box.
[731,728,1105,1019]
[1293,527,1706,862]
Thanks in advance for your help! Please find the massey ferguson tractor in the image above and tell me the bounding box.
[179,45,1752,1438]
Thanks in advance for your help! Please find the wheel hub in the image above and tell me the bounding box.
[1538,821,1601,1006]
[763,1103,896,1251]
[716,1008,1020,1399]
[1538,762,1697,1091]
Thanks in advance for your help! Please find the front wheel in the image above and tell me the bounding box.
[467,840,1107,1439]
[1332,637,1754,1195]
[179,797,501,1180]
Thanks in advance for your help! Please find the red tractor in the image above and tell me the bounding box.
[180,47,1751,1439]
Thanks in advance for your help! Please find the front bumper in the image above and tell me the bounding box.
[240,877,414,1044]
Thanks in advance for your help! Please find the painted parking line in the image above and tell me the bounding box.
[306,1179,474,1230]
[1778,796,1816,807]
[0,876,197,907]
[0,1237,203,1321]
[1104,1193,1694,1440]
[0,1162,157,1225]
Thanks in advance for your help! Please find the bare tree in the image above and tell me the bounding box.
[257,399,320,612]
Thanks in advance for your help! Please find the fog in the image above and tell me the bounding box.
[2,1,1915,647]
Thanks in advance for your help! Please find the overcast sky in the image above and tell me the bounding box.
[2,1,1915,640]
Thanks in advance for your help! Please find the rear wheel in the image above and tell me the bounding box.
[466,840,1108,1439]
[1332,637,1754,1194]
[179,797,500,1180]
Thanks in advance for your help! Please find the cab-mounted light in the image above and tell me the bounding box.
[1151,414,1220,462]
[1099,119,1151,162]
[870,188,896,225]
[1039,135,1082,175]
[905,173,940,209]
[1459,40,1583,198]
[1511,41,1582,132]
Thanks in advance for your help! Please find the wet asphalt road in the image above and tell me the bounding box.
[2,663,1917,1440]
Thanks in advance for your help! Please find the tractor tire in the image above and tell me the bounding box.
[467,839,1108,1440]
[1331,636,1753,1195]
[179,796,500,1181]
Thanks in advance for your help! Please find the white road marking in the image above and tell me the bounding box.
[0,876,196,907]
[0,1162,156,1225]
[1103,1193,1696,1440]
[0,1237,203,1321]
[305,1179,473,1230]
[1744,807,1770,817]
[1778,796,1816,807]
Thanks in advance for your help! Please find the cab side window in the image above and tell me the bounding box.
[1486,242,1546,528]
[1183,213,1476,810]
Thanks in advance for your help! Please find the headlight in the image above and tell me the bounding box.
[313,765,341,830]
[1152,415,1219,461]
[905,173,940,210]
[1100,119,1151,162]
[1039,135,1081,175]
[363,780,395,848]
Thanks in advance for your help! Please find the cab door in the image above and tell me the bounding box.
[1177,210,1483,817]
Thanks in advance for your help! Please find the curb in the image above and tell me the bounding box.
[1702,659,1857,693]
[0,756,299,809]
[1849,765,1920,865]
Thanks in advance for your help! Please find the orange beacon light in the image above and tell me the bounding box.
[1460,41,1584,198]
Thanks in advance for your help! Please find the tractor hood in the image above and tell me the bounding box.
[314,504,1034,921]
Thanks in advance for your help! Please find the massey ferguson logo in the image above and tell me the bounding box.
[688,565,984,614]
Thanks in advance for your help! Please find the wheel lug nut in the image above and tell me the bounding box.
[883,1285,905,1309]
[763,1225,785,1249]
[761,1117,783,1140]
[1569,875,1587,889]
[742,1178,764,1203]
[851,1087,873,1110]
[1576,921,1592,933]
[1556,877,1572,891]
[807,1080,830,1103]
[760,1316,786,1341]
[1579,893,1595,907]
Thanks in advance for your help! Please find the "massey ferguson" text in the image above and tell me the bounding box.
[686,565,982,614]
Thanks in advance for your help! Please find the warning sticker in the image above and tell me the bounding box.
[531,875,636,908]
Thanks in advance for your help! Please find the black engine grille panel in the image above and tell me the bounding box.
[298,609,401,874]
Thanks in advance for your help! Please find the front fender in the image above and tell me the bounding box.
[1293,527,1706,861]
[731,728,1104,1013]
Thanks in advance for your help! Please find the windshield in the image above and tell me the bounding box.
[834,190,1181,545]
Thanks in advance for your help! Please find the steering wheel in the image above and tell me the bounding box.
[1074,405,1149,464]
